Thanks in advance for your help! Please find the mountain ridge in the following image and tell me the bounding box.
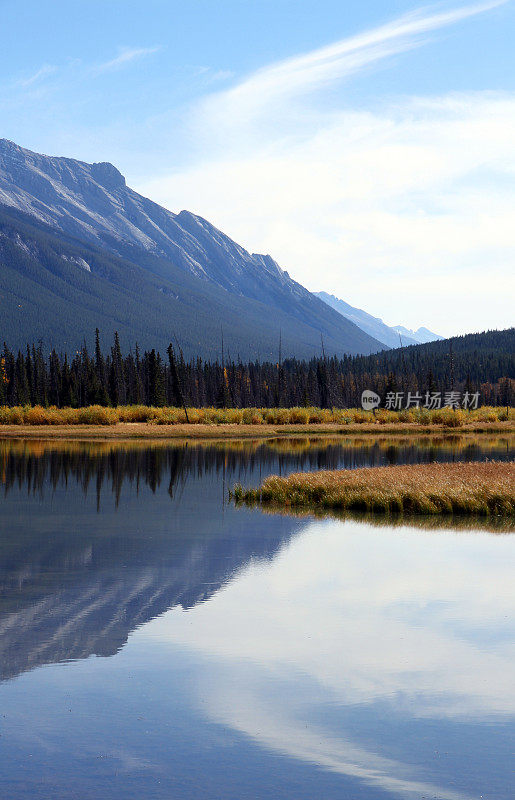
[315,291,442,349]
[0,138,385,358]
[0,204,382,358]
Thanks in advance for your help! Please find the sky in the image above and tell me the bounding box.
[1,0,514,336]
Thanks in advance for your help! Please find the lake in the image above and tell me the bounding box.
[0,435,514,800]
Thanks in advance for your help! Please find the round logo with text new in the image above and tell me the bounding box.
[361,390,380,410]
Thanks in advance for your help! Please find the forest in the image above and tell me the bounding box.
[0,328,513,410]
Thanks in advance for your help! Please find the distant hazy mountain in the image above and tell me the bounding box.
[0,139,384,358]
[315,291,420,349]
[392,325,444,344]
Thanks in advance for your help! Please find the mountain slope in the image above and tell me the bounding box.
[315,291,437,348]
[0,138,384,357]
[0,205,383,358]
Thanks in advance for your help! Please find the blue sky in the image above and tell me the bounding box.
[1,0,514,334]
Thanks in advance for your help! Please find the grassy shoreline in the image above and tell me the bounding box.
[0,403,513,439]
[0,420,514,440]
[231,461,515,517]
[0,404,512,427]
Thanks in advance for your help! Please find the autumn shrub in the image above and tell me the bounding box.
[289,407,310,424]
[375,410,390,424]
[241,408,264,424]
[210,408,233,424]
[441,410,465,427]
[473,406,499,423]
[151,410,174,424]
[42,406,67,424]
[224,409,244,424]
[76,406,118,425]
[263,408,289,424]
[430,409,446,425]
[185,408,202,424]
[59,407,81,424]
[152,408,186,424]
[0,406,23,424]
[329,408,349,424]
[117,405,155,422]
[279,408,294,424]
[22,405,51,425]
[351,410,371,424]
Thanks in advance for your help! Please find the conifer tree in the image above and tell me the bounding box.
[109,331,126,406]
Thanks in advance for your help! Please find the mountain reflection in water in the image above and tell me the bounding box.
[0,437,513,800]
[0,435,513,684]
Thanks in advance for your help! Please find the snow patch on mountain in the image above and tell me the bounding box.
[62,254,91,272]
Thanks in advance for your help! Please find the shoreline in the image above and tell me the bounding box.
[0,420,513,441]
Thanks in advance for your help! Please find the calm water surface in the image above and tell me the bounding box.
[0,436,514,800]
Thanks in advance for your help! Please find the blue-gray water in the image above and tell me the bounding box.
[0,436,514,800]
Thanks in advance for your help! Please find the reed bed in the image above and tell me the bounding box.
[0,404,512,427]
[231,461,515,516]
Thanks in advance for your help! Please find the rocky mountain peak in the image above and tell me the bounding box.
[90,161,126,190]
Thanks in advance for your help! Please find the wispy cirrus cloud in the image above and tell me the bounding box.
[196,0,509,131]
[17,64,58,89]
[12,46,161,91]
[193,66,235,84]
[139,1,514,336]
[92,46,162,75]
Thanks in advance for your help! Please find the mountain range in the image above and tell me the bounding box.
[392,324,444,344]
[315,292,442,349]
[0,138,438,358]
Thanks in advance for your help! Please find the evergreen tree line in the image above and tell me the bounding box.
[0,328,513,409]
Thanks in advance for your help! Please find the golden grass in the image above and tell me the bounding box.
[0,404,513,428]
[231,461,515,516]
